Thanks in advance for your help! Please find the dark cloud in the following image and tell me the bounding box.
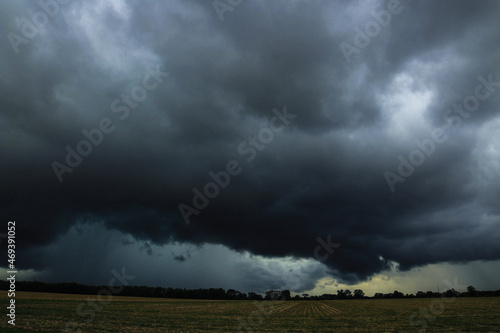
[1,0,500,290]
[172,249,191,262]
[140,241,153,256]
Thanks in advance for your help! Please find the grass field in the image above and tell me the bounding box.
[1,291,499,332]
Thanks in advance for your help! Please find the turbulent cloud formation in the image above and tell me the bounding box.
[1,0,500,291]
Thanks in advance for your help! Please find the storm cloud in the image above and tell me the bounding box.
[1,0,500,292]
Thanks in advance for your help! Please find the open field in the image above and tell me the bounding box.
[1,291,500,332]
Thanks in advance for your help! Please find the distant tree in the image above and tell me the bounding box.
[321,294,336,300]
[353,289,365,299]
[226,289,244,299]
[265,290,285,301]
[444,288,459,298]
[248,292,262,300]
[467,286,478,297]
[336,289,352,299]
[227,289,236,294]
[281,290,291,300]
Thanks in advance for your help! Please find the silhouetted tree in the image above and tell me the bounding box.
[247,292,263,300]
[353,289,365,299]
[264,290,290,300]
[265,290,283,300]
[467,286,478,297]
[227,289,244,299]
[444,288,459,298]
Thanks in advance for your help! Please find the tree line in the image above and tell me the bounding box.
[1,280,499,300]
[298,286,500,300]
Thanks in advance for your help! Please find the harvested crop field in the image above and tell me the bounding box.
[1,291,500,332]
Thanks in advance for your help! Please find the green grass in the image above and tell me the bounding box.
[1,291,499,332]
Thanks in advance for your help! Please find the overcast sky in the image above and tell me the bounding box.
[1,0,500,296]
